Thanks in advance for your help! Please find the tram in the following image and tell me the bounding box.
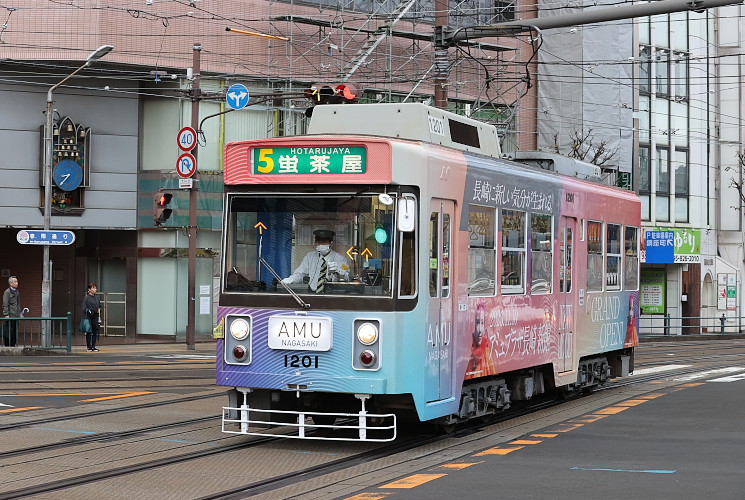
[216,103,640,441]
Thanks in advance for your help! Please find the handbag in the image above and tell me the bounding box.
[79,318,92,333]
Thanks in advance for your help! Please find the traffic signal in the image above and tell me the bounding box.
[305,83,360,116]
[153,191,173,227]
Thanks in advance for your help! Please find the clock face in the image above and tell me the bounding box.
[53,160,84,191]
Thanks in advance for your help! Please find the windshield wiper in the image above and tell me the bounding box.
[337,186,371,209]
[259,257,310,310]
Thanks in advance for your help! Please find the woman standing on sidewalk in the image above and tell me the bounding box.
[82,283,102,352]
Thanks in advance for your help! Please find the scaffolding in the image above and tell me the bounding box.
[260,0,538,145]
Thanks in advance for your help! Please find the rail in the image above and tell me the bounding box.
[639,314,745,337]
[0,313,73,352]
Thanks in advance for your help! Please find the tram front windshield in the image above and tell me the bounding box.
[225,193,397,297]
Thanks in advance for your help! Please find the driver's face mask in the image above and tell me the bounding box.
[316,244,331,256]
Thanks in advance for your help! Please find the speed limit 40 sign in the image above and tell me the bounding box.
[177,127,197,152]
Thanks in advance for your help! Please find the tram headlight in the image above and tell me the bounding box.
[230,318,250,341]
[356,322,378,345]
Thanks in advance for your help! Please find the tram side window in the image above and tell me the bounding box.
[429,212,439,297]
[624,226,639,290]
[468,205,496,296]
[531,214,553,294]
[606,223,622,290]
[399,229,417,297]
[587,221,604,292]
[501,209,526,294]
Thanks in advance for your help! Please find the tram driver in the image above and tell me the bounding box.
[281,229,350,293]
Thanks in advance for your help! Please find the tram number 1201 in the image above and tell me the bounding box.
[284,354,319,369]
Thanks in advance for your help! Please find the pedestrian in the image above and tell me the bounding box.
[82,282,102,352]
[2,276,20,347]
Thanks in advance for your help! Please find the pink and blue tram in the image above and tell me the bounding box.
[217,103,640,441]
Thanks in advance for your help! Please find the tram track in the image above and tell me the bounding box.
[2,344,744,499]
[0,390,225,432]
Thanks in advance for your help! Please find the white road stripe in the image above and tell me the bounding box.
[674,367,745,382]
[632,364,692,376]
[708,372,745,383]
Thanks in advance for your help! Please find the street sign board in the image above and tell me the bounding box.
[177,127,197,151]
[17,230,76,246]
[226,83,250,110]
[179,178,194,189]
[176,152,197,178]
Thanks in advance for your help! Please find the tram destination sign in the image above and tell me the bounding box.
[252,146,367,175]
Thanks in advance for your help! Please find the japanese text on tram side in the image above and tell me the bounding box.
[471,179,553,211]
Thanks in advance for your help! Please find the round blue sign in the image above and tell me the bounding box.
[226,83,250,110]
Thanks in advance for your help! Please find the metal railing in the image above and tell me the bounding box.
[0,313,73,352]
[639,314,745,337]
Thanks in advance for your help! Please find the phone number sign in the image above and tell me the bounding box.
[252,147,366,175]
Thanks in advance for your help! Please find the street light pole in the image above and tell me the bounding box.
[41,45,113,346]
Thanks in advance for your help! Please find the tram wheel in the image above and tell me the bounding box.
[435,423,457,435]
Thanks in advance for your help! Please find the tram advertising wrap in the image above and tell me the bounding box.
[216,103,640,441]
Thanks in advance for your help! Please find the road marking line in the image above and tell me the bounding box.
[594,406,629,415]
[571,466,676,474]
[632,365,691,375]
[616,399,648,406]
[0,407,44,413]
[709,372,745,382]
[674,367,745,381]
[475,446,524,456]
[79,392,155,402]
[509,439,542,445]
[569,415,608,423]
[439,462,482,470]
[37,427,96,434]
[547,423,584,432]
[639,393,666,399]
[532,433,558,438]
[380,474,447,488]
[344,493,393,500]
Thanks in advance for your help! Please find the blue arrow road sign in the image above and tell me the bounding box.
[226,83,250,110]
[17,230,76,246]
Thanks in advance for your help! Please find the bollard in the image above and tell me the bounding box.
[66,312,73,353]
[664,313,671,335]
[720,314,726,334]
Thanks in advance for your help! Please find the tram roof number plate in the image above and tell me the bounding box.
[17,229,76,246]
[226,84,250,110]
[177,127,197,152]
[267,316,332,352]
[177,152,197,178]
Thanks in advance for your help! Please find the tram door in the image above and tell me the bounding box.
[558,216,577,373]
[425,199,455,402]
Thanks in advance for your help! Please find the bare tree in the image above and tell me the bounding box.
[726,151,745,208]
[550,129,618,167]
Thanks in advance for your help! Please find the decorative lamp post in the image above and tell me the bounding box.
[41,45,113,346]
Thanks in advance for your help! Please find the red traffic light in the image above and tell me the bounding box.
[305,83,361,105]
[157,193,172,206]
[153,191,173,227]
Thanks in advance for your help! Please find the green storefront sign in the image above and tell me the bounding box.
[641,269,666,314]
[252,146,367,175]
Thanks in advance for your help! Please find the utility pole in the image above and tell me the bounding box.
[433,0,449,109]
[187,42,201,350]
